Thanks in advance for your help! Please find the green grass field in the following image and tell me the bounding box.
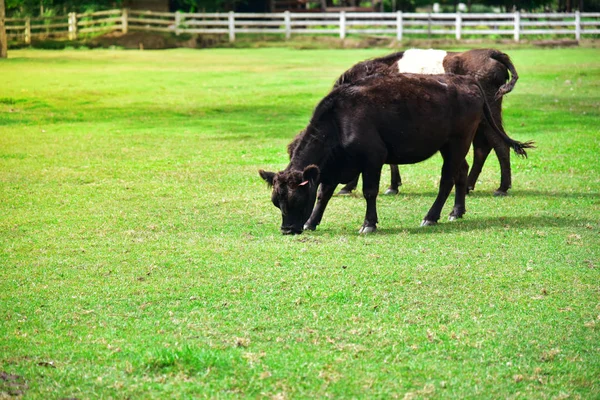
[1,47,599,398]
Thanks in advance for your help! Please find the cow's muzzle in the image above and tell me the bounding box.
[280,226,303,235]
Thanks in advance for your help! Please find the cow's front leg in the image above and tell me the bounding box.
[359,166,382,234]
[304,183,337,231]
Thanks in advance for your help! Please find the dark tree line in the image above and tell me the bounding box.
[1,0,7,58]
[2,0,598,17]
[5,0,121,16]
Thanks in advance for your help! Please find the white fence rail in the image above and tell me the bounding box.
[6,9,600,43]
[6,9,123,42]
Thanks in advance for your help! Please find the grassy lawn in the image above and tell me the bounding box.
[1,47,599,398]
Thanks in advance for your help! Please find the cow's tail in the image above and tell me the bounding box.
[489,50,519,100]
[476,82,535,158]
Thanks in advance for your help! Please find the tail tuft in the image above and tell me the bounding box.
[511,140,536,158]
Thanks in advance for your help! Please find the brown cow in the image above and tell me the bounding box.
[335,48,519,196]
[259,73,533,234]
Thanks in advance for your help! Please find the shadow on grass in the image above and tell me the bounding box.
[337,190,599,201]
[316,189,597,236]
[377,215,587,235]
[499,190,600,200]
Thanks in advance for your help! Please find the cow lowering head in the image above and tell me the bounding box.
[259,165,320,235]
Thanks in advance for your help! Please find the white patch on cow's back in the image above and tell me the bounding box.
[397,49,447,74]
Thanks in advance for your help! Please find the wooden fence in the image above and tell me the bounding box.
[6,9,600,43]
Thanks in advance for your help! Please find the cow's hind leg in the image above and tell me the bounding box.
[384,164,402,195]
[488,98,512,196]
[304,183,337,231]
[422,145,460,226]
[494,141,511,196]
[477,119,512,196]
[467,127,492,193]
[337,175,359,195]
[449,159,469,220]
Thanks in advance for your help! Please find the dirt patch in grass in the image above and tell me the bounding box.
[86,31,522,50]
[0,371,28,397]
[531,39,580,47]
[89,31,204,49]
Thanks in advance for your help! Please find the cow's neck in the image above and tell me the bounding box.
[288,129,330,173]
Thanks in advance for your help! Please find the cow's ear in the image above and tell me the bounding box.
[259,170,276,187]
[302,164,320,184]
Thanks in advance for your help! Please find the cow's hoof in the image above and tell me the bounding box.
[493,190,508,197]
[359,225,377,234]
[467,185,475,192]
[449,211,464,221]
[337,189,353,196]
[384,188,399,195]
[303,223,316,231]
[420,220,437,227]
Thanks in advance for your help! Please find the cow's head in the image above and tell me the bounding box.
[259,165,320,235]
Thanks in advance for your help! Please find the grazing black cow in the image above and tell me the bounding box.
[259,74,533,235]
[335,48,519,196]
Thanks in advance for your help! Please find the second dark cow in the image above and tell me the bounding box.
[335,48,520,196]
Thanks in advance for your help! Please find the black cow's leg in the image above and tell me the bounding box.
[450,159,469,220]
[467,128,492,193]
[337,175,359,195]
[384,165,402,195]
[494,142,511,196]
[304,183,337,231]
[488,97,512,196]
[360,164,383,234]
[476,118,512,196]
[422,146,458,226]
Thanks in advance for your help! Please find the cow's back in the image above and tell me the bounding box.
[332,74,484,164]
[442,49,509,93]
[336,49,509,92]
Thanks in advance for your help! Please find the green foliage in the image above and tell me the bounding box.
[5,0,122,17]
[0,47,599,398]
[171,0,245,12]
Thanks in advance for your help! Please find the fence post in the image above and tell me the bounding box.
[284,11,291,40]
[396,11,403,40]
[455,12,462,40]
[175,11,181,35]
[513,11,520,42]
[575,11,581,40]
[68,12,77,40]
[228,11,235,42]
[25,17,31,44]
[122,9,129,33]
[339,11,346,39]
[427,13,432,38]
